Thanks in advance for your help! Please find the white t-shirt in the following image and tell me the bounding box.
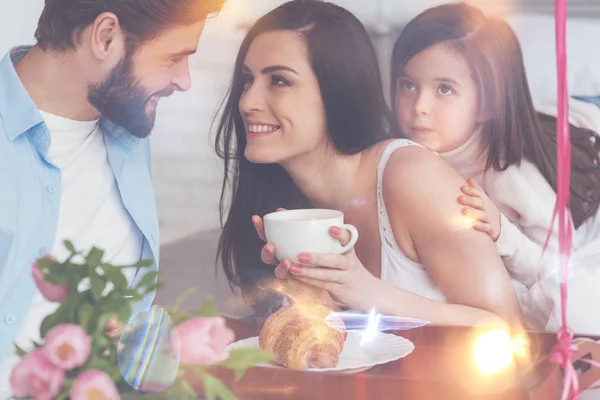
[0,111,143,398]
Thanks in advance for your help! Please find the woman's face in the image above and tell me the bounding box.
[238,30,328,165]
[395,43,481,153]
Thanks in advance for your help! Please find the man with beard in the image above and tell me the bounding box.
[0,0,225,394]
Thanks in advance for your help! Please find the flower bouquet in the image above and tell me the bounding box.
[9,241,273,400]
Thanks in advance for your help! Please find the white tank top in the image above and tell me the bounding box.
[375,139,538,323]
[376,139,447,302]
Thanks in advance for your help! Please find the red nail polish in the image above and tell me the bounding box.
[298,254,311,263]
[290,265,302,274]
[330,226,341,235]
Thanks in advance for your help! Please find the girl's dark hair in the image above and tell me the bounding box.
[391,2,600,228]
[35,0,224,51]
[215,0,392,290]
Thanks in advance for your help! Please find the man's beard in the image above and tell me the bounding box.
[88,54,171,138]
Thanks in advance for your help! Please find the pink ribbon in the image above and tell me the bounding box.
[548,329,579,399]
[546,1,599,399]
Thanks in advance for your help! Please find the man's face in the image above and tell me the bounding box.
[88,19,205,138]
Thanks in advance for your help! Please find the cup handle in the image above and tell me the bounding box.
[338,224,359,253]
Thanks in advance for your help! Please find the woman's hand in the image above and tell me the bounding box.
[459,178,502,241]
[252,208,293,279]
[252,210,337,309]
[284,226,381,312]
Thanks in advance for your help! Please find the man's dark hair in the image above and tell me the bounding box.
[34,0,225,51]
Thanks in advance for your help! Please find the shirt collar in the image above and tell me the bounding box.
[0,46,45,142]
[0,46,140,154]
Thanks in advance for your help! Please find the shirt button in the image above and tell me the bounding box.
[4,314,16,324]
[46,185,54,194]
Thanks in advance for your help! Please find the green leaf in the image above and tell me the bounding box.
[40,312,62,338]
[102,264,129,290]
[85,247,105,267]
[197,298,219,318]
[78,304,94,331]
[107,365,124,382]
[58,296,80,322]
[116,303,132,326]
[35,257,56,270]
[142,282,165,295]
[94,335,110,349]
[169,310,190,326]
[134,258,154,268]
[219,348,274,380]
[85,356,111,371]
[63,240,76,253]
[123,287,142,299]
[202,372,238,400]
[119,393,166,400]
[90,271,106,301]
[14,344,26,357]
[95,313,113,337]
[134,271,158,290]
[36,258,68,285]
[179,379,199,399]
[64,266,83,289]
[55,392,70,400]
[170,288,197,313]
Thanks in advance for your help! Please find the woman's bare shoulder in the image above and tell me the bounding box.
[382,143,465,194]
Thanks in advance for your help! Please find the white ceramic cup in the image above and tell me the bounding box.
[263,209,359,265]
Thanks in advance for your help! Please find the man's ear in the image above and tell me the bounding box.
[87,12,126,62]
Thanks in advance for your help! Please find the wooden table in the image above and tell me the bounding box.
[193,318,570,400]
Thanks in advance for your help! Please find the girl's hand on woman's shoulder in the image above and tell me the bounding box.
[458,178,502,242]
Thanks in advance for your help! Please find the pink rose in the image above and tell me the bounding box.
[9,349,64,400]
[176,317,235,365]
[32,259,69,302]
[43,324,92,370]
[70,370,120,400]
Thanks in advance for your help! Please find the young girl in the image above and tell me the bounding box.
[391,3,600,333]
[214,0,524,330]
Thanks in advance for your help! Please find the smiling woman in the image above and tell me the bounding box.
[214,0,525,332]
[239,30,329,164]
[214,0,392,289]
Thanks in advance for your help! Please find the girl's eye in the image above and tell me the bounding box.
[438,84,455,96]
[401,81,415,91]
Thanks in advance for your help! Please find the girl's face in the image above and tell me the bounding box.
[238,30,328,165]
[395,42,482,153]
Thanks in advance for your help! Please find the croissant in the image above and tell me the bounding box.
[259,304,347,370]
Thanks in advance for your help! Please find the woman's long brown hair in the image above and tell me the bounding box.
[390,3,600,228]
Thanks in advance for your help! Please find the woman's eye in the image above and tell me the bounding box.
[241,74,253,90]
[271,75,291,87]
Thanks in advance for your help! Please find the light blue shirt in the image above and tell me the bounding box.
[0,47,160,362]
